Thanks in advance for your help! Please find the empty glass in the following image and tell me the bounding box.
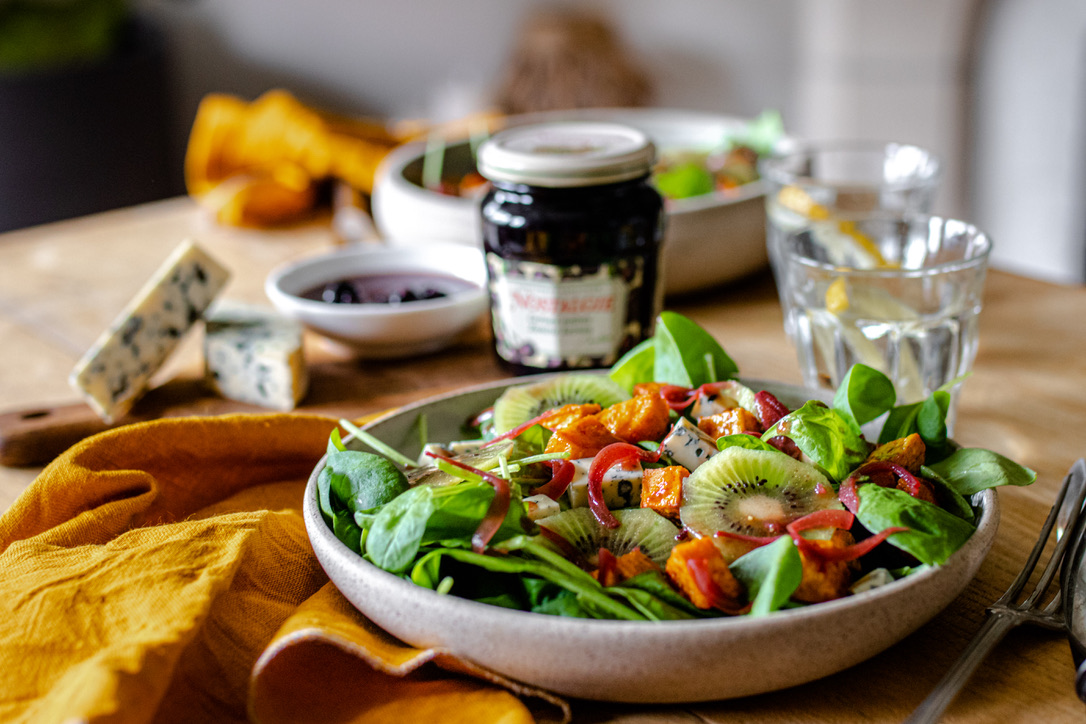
[780,212,992,428]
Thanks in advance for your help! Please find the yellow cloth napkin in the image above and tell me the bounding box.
[0,414,569,723]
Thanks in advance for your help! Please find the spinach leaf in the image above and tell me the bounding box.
[717,433,778,453]
[607,570,708,620]
[610,337,656,392]
[364,482,530,574]
[652,311,738,388]
[878,380,962,461]
[833,364,896,433]
[324,449,409,514]
[729,535,802,616]
[764,400,869,481]
[925,448,1037,496]
[855,484,976,565]
[919,466,976,523]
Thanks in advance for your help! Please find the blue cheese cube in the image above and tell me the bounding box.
[204,303,308,411]
[850,568,895,595]
[690,381,758,421]
[523,494,561,521]
[566,457,642,509]
[69,240,230,422]
[661,417,718,471]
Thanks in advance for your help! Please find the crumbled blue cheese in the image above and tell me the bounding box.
[416,440,483,467]
[566,457,642,509]
[523,494,561,521]
[850,568,895,594]
[204,302,308,411]
[69,240,230,422]
[660,417,718,471]
[690,381,758,420]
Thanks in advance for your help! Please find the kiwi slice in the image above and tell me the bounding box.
[536,507,680,567]
[491,374,630,433]
[680,446,842,538]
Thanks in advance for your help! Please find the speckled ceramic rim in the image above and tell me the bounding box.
[304,374,999,702]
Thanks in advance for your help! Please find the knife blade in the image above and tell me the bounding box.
[1058,458,1086,701]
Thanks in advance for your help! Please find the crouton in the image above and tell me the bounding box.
[696,407,763,440]
[640,465,688,520]
[540,403,602,432]
[543,415,622,459]
[598,393,671,443]
[792,529,859,604]
[665,536,746,612]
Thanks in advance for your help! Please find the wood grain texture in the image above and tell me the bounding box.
[1,197,1085,721]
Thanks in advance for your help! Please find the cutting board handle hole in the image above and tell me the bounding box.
[19,410,50,420]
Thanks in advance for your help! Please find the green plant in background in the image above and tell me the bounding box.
[0,0,130,72]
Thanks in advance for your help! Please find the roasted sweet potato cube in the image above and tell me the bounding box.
[543,415,622,459]
[632,382,667,398]
[792,529,859,604]
[865,432,925,474]
[597,393,671,443]
[665,536,746,612]
[540,403,602,432]
[696,407,762,440]
[595,548,662,587]
[641,466,688,520]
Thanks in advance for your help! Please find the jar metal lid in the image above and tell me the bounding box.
[477,121,656,187]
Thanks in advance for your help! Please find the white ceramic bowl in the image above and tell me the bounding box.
[372,108,779,296]
[265,243,488,358]
[304,375,999,703]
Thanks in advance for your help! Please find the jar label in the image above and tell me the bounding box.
[487,255,645,369]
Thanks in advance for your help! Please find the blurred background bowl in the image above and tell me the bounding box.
[372,107,783,296]
[265,242,488,359]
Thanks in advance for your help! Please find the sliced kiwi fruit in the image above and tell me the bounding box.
[491,374,630,433]
[536,507,680,567]
[680,446,843,538]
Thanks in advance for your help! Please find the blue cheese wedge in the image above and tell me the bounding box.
[566,457,642,509]
[204,303,308,411]
[660,417,718,471]
[69,240,230,422]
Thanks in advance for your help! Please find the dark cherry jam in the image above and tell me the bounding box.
[300,273,476,305]
[477,121,665,375]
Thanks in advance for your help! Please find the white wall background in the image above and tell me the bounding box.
[140,0,1086,284]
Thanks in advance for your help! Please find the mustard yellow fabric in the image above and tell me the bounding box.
[0,414,569,724]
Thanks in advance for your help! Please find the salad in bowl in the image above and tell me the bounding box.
[314,312,1034,624]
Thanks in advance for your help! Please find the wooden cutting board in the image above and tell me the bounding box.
[0,356,505,468]
[0,380,269,467]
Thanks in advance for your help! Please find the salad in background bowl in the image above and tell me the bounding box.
[372,108,788,296]
[303,313,1034,702]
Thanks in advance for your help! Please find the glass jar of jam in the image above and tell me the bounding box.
[477,121,665,375]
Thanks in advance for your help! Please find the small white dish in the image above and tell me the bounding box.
[265,242,488,359]
[304,375,999,702]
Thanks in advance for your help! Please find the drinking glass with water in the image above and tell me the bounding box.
[780,212,992,431]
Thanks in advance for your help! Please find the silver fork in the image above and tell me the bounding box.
[904,461,1086,723]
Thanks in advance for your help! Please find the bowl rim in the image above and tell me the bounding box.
[265,242,488,318]
[376,107,784,215]
[304,373,1000,635]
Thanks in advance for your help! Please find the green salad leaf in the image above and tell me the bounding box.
[729,535,802,616]
[833,364,896,433]
[925,448,1037,496]
[764,400,869,481]
[855,485,976,566]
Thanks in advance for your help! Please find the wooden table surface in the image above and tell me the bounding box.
[1,196,1084,722]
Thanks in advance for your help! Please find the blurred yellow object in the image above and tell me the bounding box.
[826,277,849,314]
[777,185,892,268]
[185,90,407,227]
